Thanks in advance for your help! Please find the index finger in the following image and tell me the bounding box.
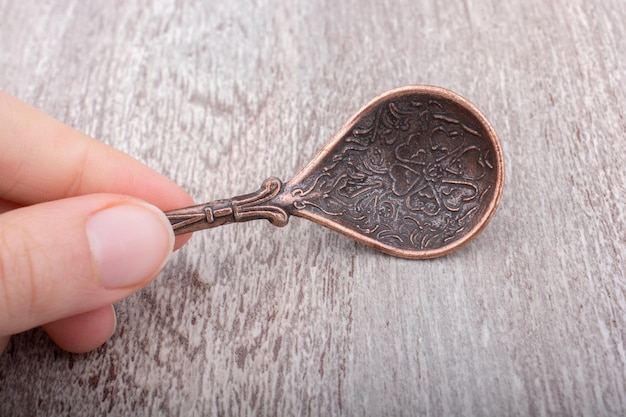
[0,91,194,211]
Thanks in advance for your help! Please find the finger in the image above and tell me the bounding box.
[0,91,194,248]
[42,305,116,353]
[0,198,21,214]
[0,91,191,208]
[0,194,173,337]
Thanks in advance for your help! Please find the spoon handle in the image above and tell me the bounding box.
[165,177,290,235]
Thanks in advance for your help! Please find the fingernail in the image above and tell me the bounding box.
[86,203,174,289]
[109,304,117,337]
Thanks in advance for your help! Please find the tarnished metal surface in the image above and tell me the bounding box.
[166,86,504,259]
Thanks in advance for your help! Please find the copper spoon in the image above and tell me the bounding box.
[165,85,504,259]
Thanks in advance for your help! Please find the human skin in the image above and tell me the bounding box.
[0,91,194,354]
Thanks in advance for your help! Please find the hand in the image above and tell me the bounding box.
[0,91,194,354]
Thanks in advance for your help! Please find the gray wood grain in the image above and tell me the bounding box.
[0,0,625,415]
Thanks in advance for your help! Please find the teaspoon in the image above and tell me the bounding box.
[165,85,504,259]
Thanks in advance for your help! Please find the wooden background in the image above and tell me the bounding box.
[1,1,624,416]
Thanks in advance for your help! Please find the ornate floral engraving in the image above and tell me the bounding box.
[232,177,289,226]
[291,96,499,251]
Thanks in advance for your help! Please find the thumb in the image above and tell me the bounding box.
[0,194,174,337]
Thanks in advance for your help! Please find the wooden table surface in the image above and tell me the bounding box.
[1,1,624,416]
